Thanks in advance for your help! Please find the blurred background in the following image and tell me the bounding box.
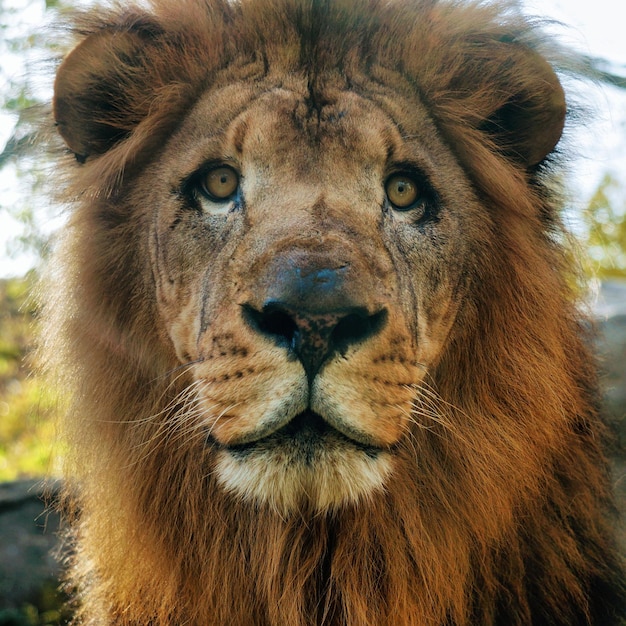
[0,0,624,624]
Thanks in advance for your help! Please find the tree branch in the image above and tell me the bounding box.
[0,132,39,169]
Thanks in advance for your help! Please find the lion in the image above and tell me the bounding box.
[47,0,626,623]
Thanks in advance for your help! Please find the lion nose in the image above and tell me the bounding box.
[243,263,387,380]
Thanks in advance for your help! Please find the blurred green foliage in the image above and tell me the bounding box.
[0,273,59,481]
[583,174,626,280]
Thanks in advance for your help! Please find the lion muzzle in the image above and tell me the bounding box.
[200,244,400,511]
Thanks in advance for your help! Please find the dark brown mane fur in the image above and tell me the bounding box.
[46,0,626,624]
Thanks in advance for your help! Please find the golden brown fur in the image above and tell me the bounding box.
[47,0,626,624]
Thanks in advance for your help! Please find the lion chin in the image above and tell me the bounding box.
[213,410,394,514]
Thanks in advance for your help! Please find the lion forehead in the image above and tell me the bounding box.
[159,76,461,206]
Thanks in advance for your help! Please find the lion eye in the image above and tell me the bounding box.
[385,174,419,210]
[201,166,239,201]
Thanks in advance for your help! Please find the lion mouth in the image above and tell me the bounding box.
[212,409,394,512]
[220,410,383,460]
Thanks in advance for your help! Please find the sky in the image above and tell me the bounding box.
[0,0,625,277]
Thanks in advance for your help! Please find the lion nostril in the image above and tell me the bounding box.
[259,308,299,345]
[331,309,388,352]
[242,304,299,349]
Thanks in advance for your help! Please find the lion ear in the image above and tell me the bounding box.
[483,49,566,167]
[53,28,153,162]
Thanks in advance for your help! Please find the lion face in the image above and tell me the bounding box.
[52,0,566,518]
[135,76,482,512]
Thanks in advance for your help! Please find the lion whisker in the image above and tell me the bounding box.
[400,383,478,451]
[124,380,209,463]
[153,358,205,385]
[204,401,241,441]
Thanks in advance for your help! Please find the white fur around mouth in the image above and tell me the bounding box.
[212,413,393,514]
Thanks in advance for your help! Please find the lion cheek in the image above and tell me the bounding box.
[150,269,202,363]
[414,293,463,367]
[166,302,203,363]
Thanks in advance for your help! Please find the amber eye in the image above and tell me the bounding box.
[201,166,239,200]
[385,174,419,210]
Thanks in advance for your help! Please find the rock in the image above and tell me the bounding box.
[595,281,626,442]
[594,281,626,550]
[0,480,63,612]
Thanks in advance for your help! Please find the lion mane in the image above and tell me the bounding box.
[47,0,626,624]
